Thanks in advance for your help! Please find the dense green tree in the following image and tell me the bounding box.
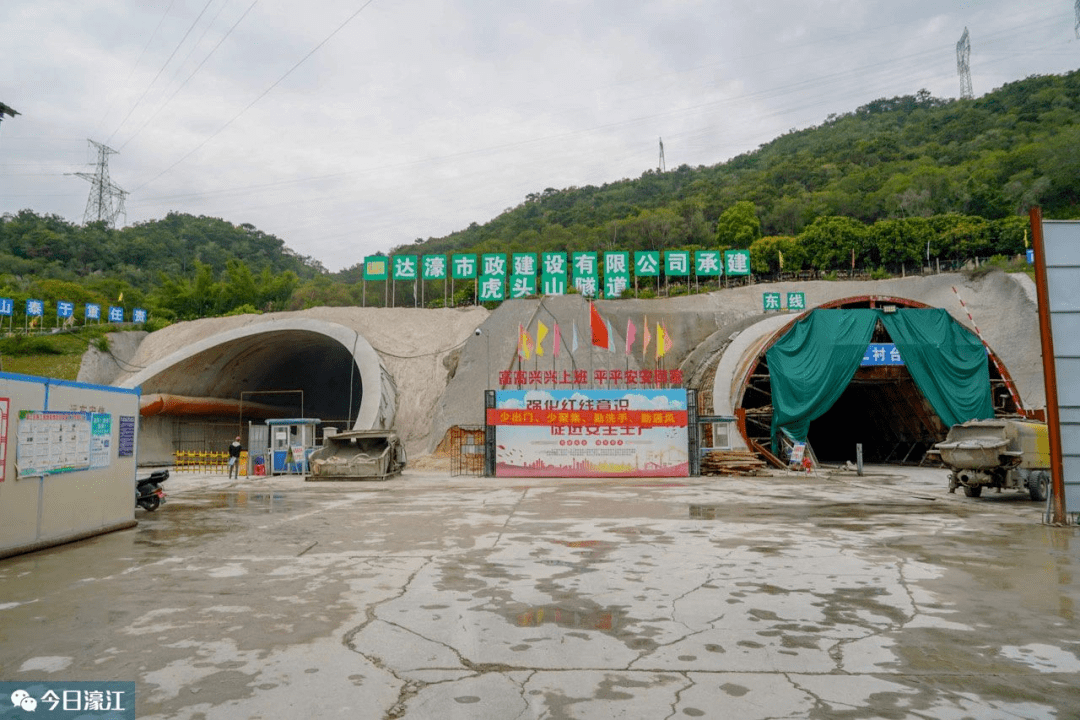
[714,201,762,248]
[798,216,869,271]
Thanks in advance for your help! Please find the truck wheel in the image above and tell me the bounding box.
[963,485,982,498]
[1028,472,1049,502]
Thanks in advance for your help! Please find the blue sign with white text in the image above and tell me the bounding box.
[861,343,904,366]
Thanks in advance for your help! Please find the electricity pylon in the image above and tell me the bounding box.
[956,27,973,100]
[658,137,666,173]
[70,140,128,227]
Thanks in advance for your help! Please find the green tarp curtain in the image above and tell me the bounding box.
[766,308,994,451]
[767,309,877,452]
[878,308,994,428]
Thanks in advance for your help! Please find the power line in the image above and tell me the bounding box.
[105,0,218,145]
[118,0,260,151]
[92,0,179,138]
[132,0,377,193]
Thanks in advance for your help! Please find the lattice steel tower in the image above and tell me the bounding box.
[956,27,973,100]
[71,140,128,227]
[658,137,666,173]
[1075,0,1079,38]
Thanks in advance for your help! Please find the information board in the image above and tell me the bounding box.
[489,389,689,477]
[16,410,113,478]
[118,415,136,457]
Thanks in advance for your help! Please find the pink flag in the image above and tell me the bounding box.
[643,316,652,354]
[553,322,562,358]
[626,318,637,355]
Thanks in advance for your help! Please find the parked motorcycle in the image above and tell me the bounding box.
[136,469,169,511]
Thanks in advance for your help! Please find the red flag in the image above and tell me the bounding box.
[590,302,608,348]
[626,319,637,355]
[553,322,562,358]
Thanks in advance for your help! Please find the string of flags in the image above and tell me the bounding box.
[517,303,674,360]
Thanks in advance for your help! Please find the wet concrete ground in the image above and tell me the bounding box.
[1,466,1078,719]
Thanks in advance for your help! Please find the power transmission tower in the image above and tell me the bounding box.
[1075,0,1079,38]
[956,27,973,100]
[658,137,666,173]
[70,140,128,227]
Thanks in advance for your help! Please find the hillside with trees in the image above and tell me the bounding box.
[398,71,1079,276]
[0,68,1077,334]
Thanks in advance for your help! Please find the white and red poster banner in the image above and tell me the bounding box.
[490,389,689,477]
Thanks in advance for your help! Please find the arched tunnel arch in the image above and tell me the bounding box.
[120,319,396,463]
[713,296,1025,464]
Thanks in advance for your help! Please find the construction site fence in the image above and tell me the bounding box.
[173,450,249,475]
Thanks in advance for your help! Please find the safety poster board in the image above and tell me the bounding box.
[16,410,112,478]
[488,389,689,477]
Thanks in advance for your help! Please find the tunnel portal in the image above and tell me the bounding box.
[732,297,1023,465]
[120,319,394,463]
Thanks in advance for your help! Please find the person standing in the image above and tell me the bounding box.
[227,436,243,479]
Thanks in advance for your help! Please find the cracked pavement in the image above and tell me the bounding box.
[1,466,1078,718]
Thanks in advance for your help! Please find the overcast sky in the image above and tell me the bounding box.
[1,0,1077,271]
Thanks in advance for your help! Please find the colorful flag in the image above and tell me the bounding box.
[553,322,562,358]
[606,319,615,353]
[656,322,666,359]
[643,316,652,355]
[590,302,608,348]
[518,324,532,360]
[536,321,548,356]
[626,319,637,355]
[572,320,579,353]
[662,322,674,356]
[118,292,124,302]
[778,249,784,270]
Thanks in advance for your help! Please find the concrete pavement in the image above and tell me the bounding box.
[1,466,1078,719]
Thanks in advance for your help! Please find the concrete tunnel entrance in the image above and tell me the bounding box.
[729,297,1024,465]
[119,319,396,464]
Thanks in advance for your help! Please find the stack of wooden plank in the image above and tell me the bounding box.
[700,450,768,476]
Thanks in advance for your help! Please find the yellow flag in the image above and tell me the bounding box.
[1024,229,1029,249]
[118,292,124,302]
[536,321,548,356]
[656,323,666,359]
[778,249,784,270]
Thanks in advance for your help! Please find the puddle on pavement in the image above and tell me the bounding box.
[512,605,624,632]
[689,500,960,523]
[158,491,303,513]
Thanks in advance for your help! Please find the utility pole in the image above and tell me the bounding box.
[956,27,973,100]
[69,140,128,227]
[658,137,666,173]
